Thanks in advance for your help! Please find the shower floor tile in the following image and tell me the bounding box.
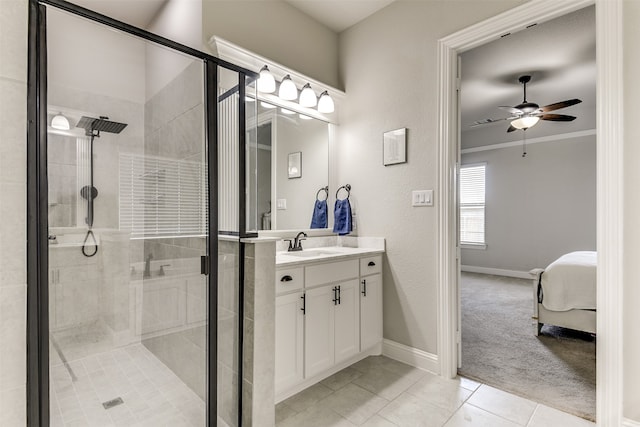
[50,343,205,427]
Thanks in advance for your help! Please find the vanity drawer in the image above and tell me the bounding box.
[275,267,304,294]
[360,255,382,276]
[305,259,359,288]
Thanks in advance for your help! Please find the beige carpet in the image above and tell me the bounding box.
[458,272,596,421]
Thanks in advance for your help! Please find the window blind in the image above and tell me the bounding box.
[119,152,207,238]
[460,164,486,245]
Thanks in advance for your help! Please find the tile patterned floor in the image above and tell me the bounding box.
[276,356,595,427]
[50,343,205,427]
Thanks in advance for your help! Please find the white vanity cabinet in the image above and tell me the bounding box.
[275,291,305,392]
[359,255,383,351]
[275,251,383,401]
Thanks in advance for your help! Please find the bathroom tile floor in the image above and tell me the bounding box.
[50,343,206,427]
[275,356,595,427]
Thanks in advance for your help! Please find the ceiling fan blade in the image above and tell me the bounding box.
[470,116,516,127]
[540,114,577,122]
[499,106,523,115]
[507,125,517,133]
[540,98,582,113]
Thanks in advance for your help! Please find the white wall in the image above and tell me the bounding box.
[337,0,525,355]
[202,0,340,89]
[47,8,146,105]
[146,0,202,100]
[461,136,596,272]
[0,0,27,424]
[623,1,640,422]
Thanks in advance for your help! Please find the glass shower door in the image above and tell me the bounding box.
[46,7,210,426]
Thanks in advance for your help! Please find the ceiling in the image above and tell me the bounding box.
[461,6,596,149]
[67,0,395,33]
[284,0,395,33]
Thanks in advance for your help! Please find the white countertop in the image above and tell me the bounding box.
[276,246,384,267]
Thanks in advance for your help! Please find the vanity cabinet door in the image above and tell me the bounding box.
[334,279,360,364]
[275,292,305,394]
[360,273,382,351]
[305,285,335,378]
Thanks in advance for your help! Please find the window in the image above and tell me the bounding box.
[119,152,207,238]
[460,163,486,246]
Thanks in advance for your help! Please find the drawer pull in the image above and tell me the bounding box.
[280,275,293,282]
[367,261,376,267]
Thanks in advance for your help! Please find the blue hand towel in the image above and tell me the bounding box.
[310,199,328,229]
[332,198,352,235]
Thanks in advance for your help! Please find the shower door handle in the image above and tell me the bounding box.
[201,255,209,275]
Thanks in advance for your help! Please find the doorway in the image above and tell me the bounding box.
[436,0,624,424]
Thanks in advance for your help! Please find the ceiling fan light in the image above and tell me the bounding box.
[317,91,335,113]
[511,116,540,130]
[51,113,70,130]
[258,65,276,93]
[279,75,298,100]
[299,83,317,107]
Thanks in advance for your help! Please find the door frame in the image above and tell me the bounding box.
[436,0,623,425]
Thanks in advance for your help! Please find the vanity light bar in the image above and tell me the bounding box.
[256,65,335,114]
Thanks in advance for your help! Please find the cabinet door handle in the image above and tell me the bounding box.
[361,279,367,296]
[300,294,306,315]
[367,261,376,267]
[280,275,293,282]
[332,286,338,305]
[337,285,341,305]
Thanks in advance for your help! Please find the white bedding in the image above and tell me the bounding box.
[540,251,597,312]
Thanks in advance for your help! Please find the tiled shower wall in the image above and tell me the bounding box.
[0,0,27,425]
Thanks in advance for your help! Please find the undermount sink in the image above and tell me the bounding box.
[284,249,342,258]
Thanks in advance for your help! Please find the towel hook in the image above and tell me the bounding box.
[336,184,351,200]
[316,186,329,201]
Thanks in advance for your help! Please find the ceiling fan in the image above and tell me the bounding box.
[471,75,582,132]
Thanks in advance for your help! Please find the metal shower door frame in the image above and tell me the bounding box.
[26,1,258,425]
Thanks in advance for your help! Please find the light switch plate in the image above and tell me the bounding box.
[412,190,433,207]
[276,199,287,210]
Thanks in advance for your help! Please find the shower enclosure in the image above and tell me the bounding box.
[27,0,258,426]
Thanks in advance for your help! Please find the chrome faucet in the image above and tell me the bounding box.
[143,253,153,278]
[286,232,307,252]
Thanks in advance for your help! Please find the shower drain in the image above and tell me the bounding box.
[102,397,124,410]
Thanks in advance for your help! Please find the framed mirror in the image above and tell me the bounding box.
[249,100,330,231]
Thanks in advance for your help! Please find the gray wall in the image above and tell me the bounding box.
[337,0,526,355]
[202,1,340,89]
[461,136,596,272]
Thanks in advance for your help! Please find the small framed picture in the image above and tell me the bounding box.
[288,151,302,179]
[383,128,407,166]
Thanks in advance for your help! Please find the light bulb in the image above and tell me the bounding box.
[511,116,540,130]
[317,91,335,113]
[51,114,70,130]
[299,114,312,120]
[278,75,297,101]
[299,83,317,108]
[281,108,296,115]
[258,65,276,93]
[260,101,277,109]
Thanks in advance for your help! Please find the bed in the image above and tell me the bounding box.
[529,251,597,336]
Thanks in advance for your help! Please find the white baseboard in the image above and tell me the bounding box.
[382,339,439,375]
[461,265,530,279]
[623,418,640,427]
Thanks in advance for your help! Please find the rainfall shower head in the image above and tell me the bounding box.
[76,116,128,135]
